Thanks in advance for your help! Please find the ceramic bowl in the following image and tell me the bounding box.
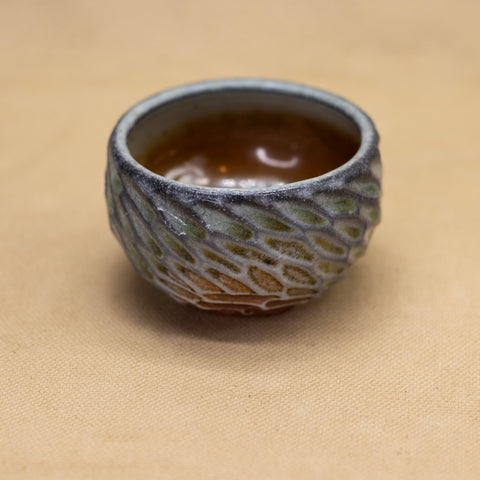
[106,79,381,315]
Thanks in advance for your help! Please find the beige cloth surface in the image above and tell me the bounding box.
[1,0,479,478]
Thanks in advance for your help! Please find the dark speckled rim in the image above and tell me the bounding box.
[109,79,379,198]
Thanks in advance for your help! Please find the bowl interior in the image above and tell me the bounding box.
[126,89,361,169]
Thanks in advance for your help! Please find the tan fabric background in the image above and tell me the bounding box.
[1,0,479,478]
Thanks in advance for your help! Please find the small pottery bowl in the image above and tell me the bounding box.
[106,79,381,315]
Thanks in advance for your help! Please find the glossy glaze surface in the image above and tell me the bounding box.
[138,110,359,189]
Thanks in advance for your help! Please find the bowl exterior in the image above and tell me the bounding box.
[106,158,381,316]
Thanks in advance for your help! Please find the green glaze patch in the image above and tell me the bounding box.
[289,207,327,225]
[318,262,345,275]
[117,210,136,244]
[195,206,252,240]
[340,225,362,240]
[357,183,380,198]
[136,197,156,223]
[124,240,153,279]
[153,222,195,263]
[137,245,159,268]
[167,214,206,239]
[166,237,195,263]
[319,197,357,214]
[254,215,293,232]
[110,168,123,194]
[105,184,114,215]
[153,261,169,276]
[182,218,206,239]
[203,249,240,273]
[224,222,252,240]
[146,237,163,257]
[265,238,314,261]
[369,208,381,223]
[123,179,156,223]
[225,244,278,266]
[314,236,346,256]
[130,215,163,257]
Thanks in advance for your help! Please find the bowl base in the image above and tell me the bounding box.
[194,303,293,316]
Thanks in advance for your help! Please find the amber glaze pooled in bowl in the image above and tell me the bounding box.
[137,109,359,190]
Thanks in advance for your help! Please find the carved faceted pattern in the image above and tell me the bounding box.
[106,155,381,315]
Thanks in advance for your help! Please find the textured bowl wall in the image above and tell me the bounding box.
[106,153,381,315]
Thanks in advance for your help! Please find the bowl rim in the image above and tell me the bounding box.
[109,78,379,198]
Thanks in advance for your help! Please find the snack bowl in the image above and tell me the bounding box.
[106,79,381,315]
